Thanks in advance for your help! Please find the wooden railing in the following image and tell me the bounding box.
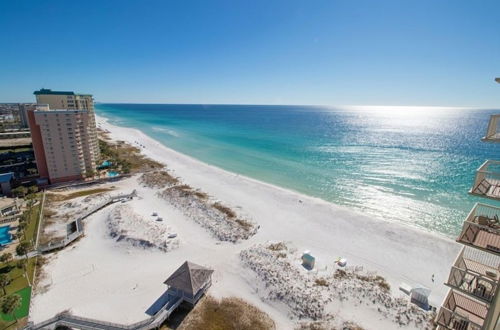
[436,306,482,330]
[458,203,500,254]
[470,160,500,200]
[446,266,497,303]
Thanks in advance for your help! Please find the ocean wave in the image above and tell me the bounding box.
[151,126,180,137]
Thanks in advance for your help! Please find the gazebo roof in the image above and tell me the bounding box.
[164,261,213,296]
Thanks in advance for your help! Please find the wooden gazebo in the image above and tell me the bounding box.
[164,261,213,305]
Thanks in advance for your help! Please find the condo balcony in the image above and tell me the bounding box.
[482,114,500,142]
[457,203,500,254]
[436,290,488,330]
[469,160,500,201]
[445,247,499,304]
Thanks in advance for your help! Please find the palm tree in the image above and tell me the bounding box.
[1,294,21,322]
[11,186,27,198]
[16,222,26,241]
[0,253,12,264]
[0,274,10,295]
[15,242,29,259]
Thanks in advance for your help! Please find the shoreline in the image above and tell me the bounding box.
[30,114,461,329]
[94,114,460,298]
[95,113,457,242]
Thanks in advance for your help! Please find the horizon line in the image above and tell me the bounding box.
[93,102,500,110]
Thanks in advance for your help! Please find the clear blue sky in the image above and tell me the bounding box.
[1,0,499,107]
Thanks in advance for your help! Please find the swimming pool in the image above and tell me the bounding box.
[0,225,12,246]
[107,171,119,177]
[98,160,112,169]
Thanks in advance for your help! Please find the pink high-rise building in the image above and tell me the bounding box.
[27,89,99,184]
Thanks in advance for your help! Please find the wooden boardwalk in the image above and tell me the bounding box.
[37,190,136,254]
[27,292,183,330]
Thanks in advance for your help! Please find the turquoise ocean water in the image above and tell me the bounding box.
[96,104,500,237]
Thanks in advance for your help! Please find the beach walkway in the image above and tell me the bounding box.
[36,190,136,255]
[26,293,182,330]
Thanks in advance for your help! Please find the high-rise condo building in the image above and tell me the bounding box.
[435,79,500,330]
[27,89,100,184]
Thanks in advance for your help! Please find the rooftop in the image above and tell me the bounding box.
[164,261,213,296]
[0,137,32,148]
[0,173,14,184]
[0,197,17,210]
[33,88,92,97]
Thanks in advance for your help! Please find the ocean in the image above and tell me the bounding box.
[96,103,500,237]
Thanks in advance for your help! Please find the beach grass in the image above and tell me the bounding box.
[212,203,236,218]
[46,188,114,202]
[177,296,275,330]
[98,139,162,173]
[139,171,179,188]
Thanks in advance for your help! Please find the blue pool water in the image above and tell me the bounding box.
[107,171,119,177]
[96,104,500,237]
[0,225,12,245]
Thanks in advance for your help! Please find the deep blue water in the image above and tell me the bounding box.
[96,103,500,237]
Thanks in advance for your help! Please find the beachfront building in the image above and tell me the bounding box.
[27,89,100,184]
[436,104,500,328]
[34,89,99,159]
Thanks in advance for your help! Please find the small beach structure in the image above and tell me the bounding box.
[302,251,315,270]
[336,257,347,267]
[410,285,431,310]
[164,261,214,305]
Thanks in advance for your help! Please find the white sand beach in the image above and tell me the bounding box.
[29,115,461,329]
